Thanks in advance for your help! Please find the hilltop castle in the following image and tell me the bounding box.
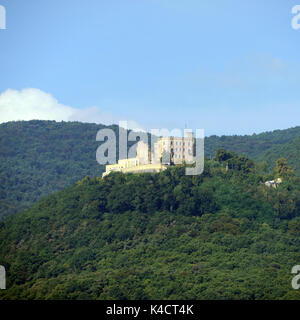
[102,132,194,178]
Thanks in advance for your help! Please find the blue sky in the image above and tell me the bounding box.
[0,0,299,135]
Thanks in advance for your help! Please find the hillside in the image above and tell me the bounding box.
[0,161,300,300]
[0,121,113,219]
[0,121,299,219]
[256,138,300,176]
[204,126,300,159]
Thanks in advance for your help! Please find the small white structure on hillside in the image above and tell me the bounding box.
[265,178,282,188]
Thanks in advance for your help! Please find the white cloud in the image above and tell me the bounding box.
[0,88,145,131]
[0,88,74,123]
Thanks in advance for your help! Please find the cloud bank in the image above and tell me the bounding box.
[0,88,145,131]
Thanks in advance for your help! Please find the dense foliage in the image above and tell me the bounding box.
[205,126,300,160]
[1,159,300,300]
[256,138,300,176]
[1,121,299,219]
[0,121,114,219]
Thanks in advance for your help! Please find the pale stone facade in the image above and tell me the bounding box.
[102,133,195,178]
[265,178,282,188]
[136,140,152,165]
[152,132,194,165]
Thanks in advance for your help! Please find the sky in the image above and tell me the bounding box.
[0,0,300,136]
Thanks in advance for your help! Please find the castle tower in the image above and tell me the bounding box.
[152,132,194,165]
[136,140,151,165]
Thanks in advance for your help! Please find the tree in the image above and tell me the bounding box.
[274,158,294,180]
[213,149,235,162]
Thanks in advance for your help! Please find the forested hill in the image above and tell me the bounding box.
[256,137,300,176]
[204,126,300,159]
[0,121,113,219]
[0,161,300,300]
[0,120,299,219]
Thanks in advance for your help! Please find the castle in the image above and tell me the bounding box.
[102,132,194,178]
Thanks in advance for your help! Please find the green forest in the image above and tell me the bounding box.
[1,120,300,219]
[0,150,300,300]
